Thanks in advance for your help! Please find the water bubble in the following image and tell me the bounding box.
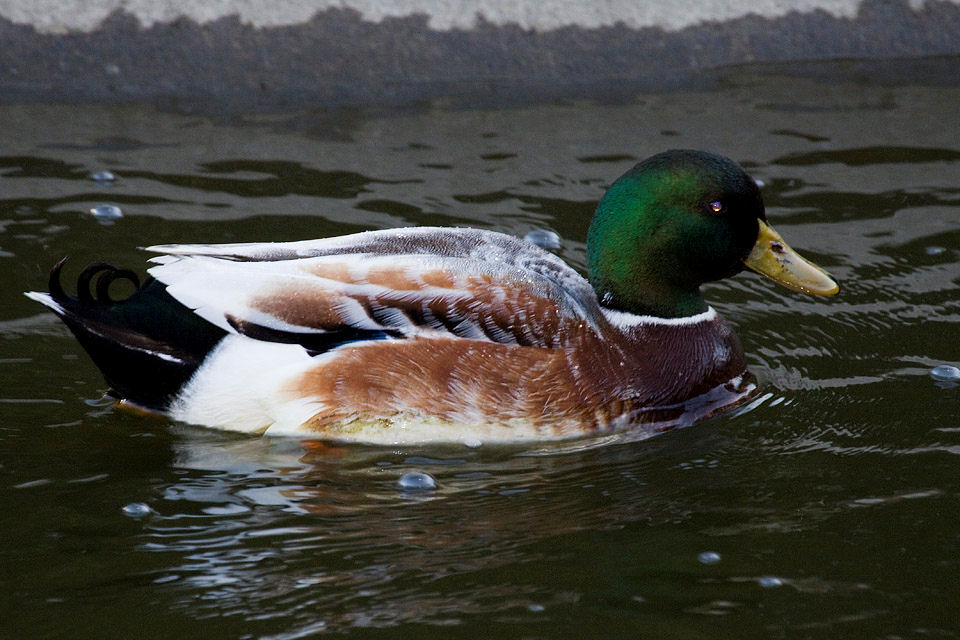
[89,204,123,224]
[90,170,116,183]
[757,576,784,588]
[524,229,562,250]
[122,502,154,518]
[397,471,436,491]
[931,365,960,388]
[698,551,722,565]
[930,365,960,382]
[925,246,946,256]
[527,603,545,613]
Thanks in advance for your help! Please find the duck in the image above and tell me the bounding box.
[26,150,838,443]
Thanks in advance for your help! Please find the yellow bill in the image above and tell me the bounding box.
[744,220,839,296]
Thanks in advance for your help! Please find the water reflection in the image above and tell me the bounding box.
[121,160,403,200]
[2,77,960,638]
[772,146,960,166]
[124,395,959,636]
[138,430,716,630]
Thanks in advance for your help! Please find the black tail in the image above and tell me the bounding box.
[26,259,226,411]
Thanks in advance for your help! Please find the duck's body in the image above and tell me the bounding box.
[27,150,838,443]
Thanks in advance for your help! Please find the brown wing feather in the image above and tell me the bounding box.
[241,260,588,348]
[147,228,602,351]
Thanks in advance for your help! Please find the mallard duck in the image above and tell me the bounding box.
[26,150,838,443]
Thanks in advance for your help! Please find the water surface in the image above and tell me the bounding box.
[1,74,959,639]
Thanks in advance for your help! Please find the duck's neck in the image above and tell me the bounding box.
[586,221,710,319]
[599,281,709,319]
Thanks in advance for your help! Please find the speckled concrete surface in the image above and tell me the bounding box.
[0,0,958,110]
[2,0,931,32]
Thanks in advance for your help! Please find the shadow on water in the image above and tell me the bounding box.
[1,73,959,638]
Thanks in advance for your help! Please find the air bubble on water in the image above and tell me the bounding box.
[527,603,545,613]
[462,438,482,449]
[90,170,116,183]
[931,365,960,389]
[698,551,722,565]
[757,576,784,588]
[397,471,436,491]
[930,365,960,382]
[925,246,946,256]
[122,502,154,518]
[524,229,562,250]
[89,204,123,224]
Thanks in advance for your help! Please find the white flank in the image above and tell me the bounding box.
[169,334,568,442]
[169,335,325,434]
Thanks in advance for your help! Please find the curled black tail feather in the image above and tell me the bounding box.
[39,259,226,411]
[74,261,141,305]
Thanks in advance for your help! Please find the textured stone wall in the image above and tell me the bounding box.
[1,0,957,111]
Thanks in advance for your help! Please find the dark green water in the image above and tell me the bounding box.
[2,74,959,639]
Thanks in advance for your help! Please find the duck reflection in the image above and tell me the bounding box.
[140,425,716,631]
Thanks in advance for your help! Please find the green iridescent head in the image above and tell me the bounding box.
[587,150,837,318]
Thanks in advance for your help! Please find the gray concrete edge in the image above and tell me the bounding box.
[1,0,959,113]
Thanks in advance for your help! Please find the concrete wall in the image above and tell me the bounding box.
[1,0,958,111]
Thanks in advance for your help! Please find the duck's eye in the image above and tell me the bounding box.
[709,201,724,214]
